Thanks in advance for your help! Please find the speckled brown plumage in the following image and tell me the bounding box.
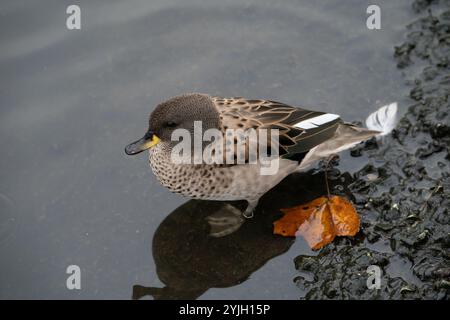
[127,93,379,222]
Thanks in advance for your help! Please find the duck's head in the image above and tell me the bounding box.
[125,93,220,155]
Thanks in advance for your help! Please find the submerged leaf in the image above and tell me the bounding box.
[273,196,360,250]
[328,196,360,236]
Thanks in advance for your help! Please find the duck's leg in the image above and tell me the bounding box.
[207,204,245,237]
[242,199,259,219]
[207,200,259,237]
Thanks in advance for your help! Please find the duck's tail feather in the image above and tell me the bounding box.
[296,123,379,170]
[295,102,398,171]
[365,102,398,137]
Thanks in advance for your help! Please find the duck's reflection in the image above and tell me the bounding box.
[133,170,352,300]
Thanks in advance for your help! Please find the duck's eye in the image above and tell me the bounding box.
[165,121,178,128]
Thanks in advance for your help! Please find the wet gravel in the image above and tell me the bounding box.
[294,0,450,299]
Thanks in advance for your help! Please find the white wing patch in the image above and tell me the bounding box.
[294,113,340,129]
[365,102,398,136]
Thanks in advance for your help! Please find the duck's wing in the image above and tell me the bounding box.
[212,96,342,158]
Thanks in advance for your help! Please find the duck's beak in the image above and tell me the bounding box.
[125,130,160,155]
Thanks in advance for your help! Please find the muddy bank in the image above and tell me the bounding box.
[294,0,450,299]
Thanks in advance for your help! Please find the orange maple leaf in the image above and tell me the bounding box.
[273,196,360,250]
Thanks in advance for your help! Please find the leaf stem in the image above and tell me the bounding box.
[324,168,331,199]
[324,156,334,199]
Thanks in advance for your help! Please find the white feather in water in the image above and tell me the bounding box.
[365,102,398,136]
[294,113,340,129]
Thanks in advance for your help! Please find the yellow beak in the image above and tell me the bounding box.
[125,131,160,155]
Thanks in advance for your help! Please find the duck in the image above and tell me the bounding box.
[125,93,392,226]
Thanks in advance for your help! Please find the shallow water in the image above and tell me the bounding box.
[0,0,417,299]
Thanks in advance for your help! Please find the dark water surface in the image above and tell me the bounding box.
[0,0,417,299]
